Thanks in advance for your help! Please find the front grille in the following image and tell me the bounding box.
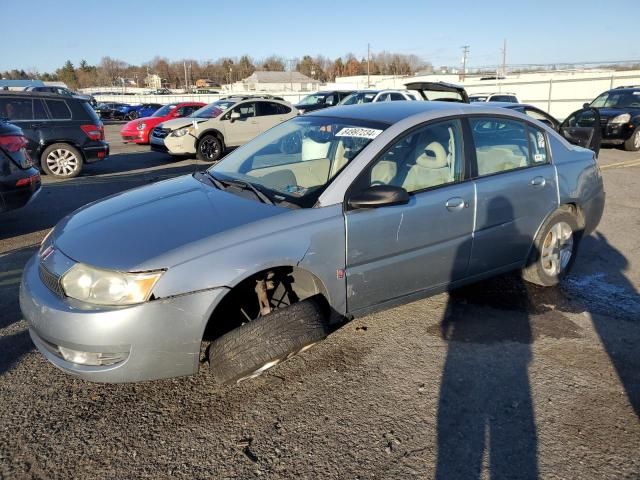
[39,265,65,297]
[600,117,609,126]
[152,127,171,139]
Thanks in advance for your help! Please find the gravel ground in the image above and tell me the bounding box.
[0,126,639,479]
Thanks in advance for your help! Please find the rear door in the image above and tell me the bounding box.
[467,116,557,276]
[0,96,50,160]
[559,107,601,156]
[255,101,292,131]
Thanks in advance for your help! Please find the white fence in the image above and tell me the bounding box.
[93,71,640,120]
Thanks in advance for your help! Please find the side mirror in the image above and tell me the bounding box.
[347,185,410,210]
[230,111,241,122]
[583,103,590,109]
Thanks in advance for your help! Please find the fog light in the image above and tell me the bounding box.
[58,346,128,366]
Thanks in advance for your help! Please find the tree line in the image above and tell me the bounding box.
[2,52,431,89]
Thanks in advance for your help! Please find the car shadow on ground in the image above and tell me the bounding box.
[0,158,209,243]
[434,225,640,479]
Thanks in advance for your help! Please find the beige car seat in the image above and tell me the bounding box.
[402,141,452,191]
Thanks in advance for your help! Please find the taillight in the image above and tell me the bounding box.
[16,173,40,187]
[81,124,104,141]
[0,135,28,153]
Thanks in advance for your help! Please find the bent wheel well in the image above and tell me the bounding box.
[202,266,329,342]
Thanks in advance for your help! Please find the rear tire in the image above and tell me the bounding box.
[522,209,580,287]
[623,129,640,151]
[127,111,139,120]
[208,297,328,384]
[40,143,83,178]
[196,134,223,162]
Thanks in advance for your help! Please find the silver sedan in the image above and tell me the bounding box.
[20,101,605,383]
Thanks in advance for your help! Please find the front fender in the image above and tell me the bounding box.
[152,204,347,315]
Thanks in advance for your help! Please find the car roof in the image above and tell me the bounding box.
[306,101,534,125]
[0,90,80,101]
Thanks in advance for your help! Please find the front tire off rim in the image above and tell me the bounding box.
[46,148,79,177]
[540,221,574,277]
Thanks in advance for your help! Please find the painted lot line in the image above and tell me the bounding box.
[600,158,640,169]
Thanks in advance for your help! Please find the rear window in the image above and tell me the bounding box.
[79,102,101,123]
[45,99,72,120]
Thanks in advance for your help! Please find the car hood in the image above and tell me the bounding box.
[122,116,162,130]
[595,107,640,120]
[52,174,286,271]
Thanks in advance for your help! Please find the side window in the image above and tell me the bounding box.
[377,93,390,102]
[33,99,47,119]
[234,102,255,118]
[277,103,291,114]
[0,98,34,120]
[366,119,464,193]
[470,117,532,176]
[389,92,406,101]
[176,106,191,116]
[527,126,549,165]
[257,102,281,116]
[45,100,72,120]
[324,95,336,106]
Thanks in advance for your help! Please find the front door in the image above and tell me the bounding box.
[559,107,601,156]
[466,116,558,276]
[224,101,258,146]
[345,118,475,313]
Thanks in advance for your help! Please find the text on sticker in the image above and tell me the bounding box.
[336,127,383,139]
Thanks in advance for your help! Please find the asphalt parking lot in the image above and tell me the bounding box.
[1,124,639,479]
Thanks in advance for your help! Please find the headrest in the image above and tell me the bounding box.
[416,141,448,168]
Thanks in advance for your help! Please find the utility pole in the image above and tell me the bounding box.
[501,39,507,77]
[461,45,470,81]
[367,43,370,87]
[183,61,188,92]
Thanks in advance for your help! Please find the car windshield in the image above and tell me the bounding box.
[298,93,327,106]
[340,92,377,105]
[209,116,388,207]
[190,101,233,118]
[590,91,640,108]
[152,104,177,117]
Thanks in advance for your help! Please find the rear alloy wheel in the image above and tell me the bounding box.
[623,129,640,152]
[522,210,580,286]
[196,134,223,162]
[41,143,82,178]
[127,111,139,120]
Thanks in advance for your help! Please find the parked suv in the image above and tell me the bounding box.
[469,92,519,103]
[294,91,354,114]
[587,86,640,151]
[0,119,41,213]
[0,91,109,178]
[151,97,296,161]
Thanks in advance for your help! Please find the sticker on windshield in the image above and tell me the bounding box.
[336,127,383,139]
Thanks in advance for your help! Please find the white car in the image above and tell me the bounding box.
[339,90,418,105]
[469,92,520,103]
[150,97,297,161]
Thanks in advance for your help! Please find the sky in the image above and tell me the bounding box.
[1,0,638,73]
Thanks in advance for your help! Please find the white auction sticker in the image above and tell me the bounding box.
[336,127,383,139]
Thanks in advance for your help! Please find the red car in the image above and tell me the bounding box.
[120,102,205,144]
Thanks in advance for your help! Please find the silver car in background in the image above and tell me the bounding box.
[20,101,605,384]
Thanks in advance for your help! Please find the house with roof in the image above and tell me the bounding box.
[235,71,320,92]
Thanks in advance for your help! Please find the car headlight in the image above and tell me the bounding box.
[610,113,631,124]
[136,122,146,131]
[61,263,163,306]
[170,127,192,137]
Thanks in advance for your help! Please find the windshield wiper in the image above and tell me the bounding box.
[208,173,274,205]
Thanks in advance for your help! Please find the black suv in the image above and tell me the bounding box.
[0,91,109,178]
[294,91,354,114]
[587,86,640,151]
[0,119,41,213]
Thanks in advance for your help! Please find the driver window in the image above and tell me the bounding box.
[324,95,336,105]
[366,119,464,193]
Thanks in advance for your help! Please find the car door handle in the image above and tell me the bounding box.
[445,197,467,211]
[530,176,546,187]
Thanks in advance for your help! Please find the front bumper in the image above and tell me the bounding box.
[19,254,228,383]
[82,142,109,164]
[164,134,197,155]
[121,128,149,144]
[600,123,636,144]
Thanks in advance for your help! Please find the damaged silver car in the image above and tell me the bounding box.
[20,101,605,383]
